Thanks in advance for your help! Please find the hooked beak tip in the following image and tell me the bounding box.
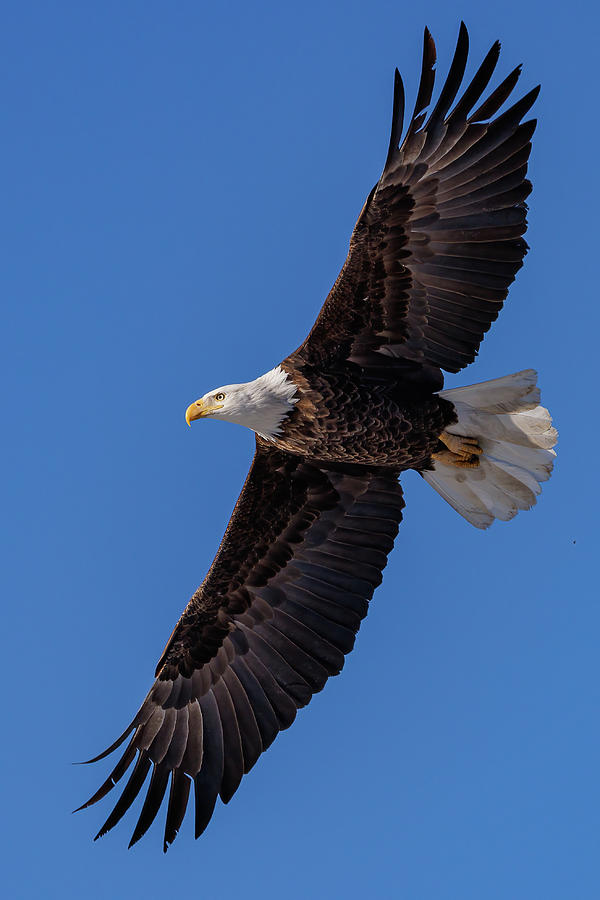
[186,400,206,426]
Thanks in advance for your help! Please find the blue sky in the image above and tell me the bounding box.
[3,1,598,897]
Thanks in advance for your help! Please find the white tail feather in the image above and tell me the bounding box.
[423,370,557,529]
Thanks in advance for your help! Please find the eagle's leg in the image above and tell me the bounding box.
[432,431,482,469]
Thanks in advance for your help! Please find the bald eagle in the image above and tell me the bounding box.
[78,23,557,851]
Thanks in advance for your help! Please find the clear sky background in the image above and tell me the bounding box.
[3,1,598,897]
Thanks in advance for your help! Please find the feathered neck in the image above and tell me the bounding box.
[216,366,298,440]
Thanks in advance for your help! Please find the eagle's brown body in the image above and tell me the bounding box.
[277,361,456,469]
[79,25,557,853]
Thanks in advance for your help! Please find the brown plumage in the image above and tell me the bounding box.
[78,23,555,851]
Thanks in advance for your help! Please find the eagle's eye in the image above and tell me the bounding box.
[215,392,226,402]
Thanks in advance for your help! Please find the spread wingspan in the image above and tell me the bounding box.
[78,23,546,850]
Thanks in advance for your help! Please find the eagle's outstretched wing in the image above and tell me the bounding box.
[295,23,538,383]
[78,443,404,850]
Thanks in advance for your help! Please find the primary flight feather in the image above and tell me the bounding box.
[78,22,557,850]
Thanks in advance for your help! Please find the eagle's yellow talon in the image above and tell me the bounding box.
[435,431,483,468]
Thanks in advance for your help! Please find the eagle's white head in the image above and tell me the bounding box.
[185,365,298,441]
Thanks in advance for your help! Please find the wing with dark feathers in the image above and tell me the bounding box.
[77,443,404,850]
[295,22,539,378]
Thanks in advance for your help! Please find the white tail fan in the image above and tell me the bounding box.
[423,370,557,529]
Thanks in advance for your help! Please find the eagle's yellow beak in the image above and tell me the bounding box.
[185,399,206,426]
[185,398,224,426]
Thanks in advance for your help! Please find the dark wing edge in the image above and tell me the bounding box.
[77,445,404,850]
[296,22,539,376]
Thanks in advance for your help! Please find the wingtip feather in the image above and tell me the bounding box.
[385,68,405,168]
[77,724,135,765]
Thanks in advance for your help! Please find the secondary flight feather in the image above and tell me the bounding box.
[78,23,557,850]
